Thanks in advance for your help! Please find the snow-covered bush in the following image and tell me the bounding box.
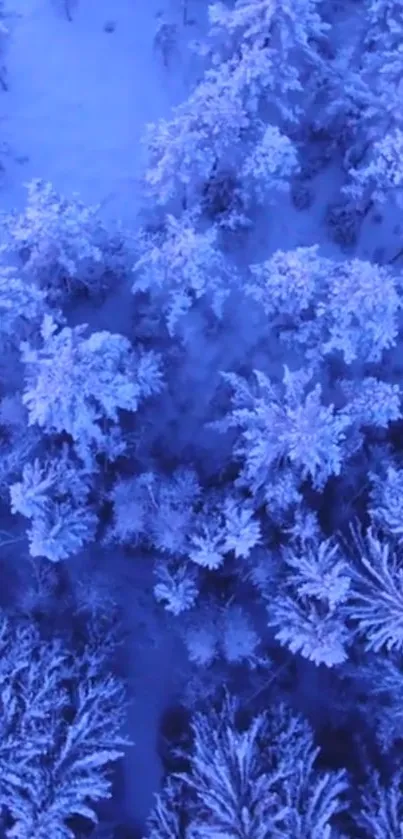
[184,603,261,667]
[108,468,200,552]
[146,694,347,839]
[0,615,129,839]
[220,603,261,665]
[0,180,124,303]
[108,470,260,585]
[20,314,163,468]
[133,213,236,333]
[10,447,97,561]
[268,536,352,667]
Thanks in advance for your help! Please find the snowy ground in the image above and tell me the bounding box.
[0,0,194,223]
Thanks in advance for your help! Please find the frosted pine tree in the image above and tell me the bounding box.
[183,601,261,667]
[344,127,403,210]
[142,66,249,206]
[268,536,352,667]
[146,778,185,839]
[133,213,235,332]
[0,179,119,303]
[332,1,403,200]
[353,770,403,839]
[26,500,98,562]
[345,526,403,653]
[214,366,351,500]
[319,258,401,364]
[108,468,200,555]
[360,0,403,137]
[0,616,129,839]
[340,380,401,438]
[144,0,325,207]
[369,465,403,541]
[207,0,330,122]
[20,315,163,468]
[221,496,261,559]
[146,694,347,839]
[9,447,98,561]
[219,604,261,665]
[246,249,401,365]
[314,0,403,165]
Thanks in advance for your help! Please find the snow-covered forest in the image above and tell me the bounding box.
[1,0,403,835]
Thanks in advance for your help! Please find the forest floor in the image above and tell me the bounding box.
[0,0,192,222]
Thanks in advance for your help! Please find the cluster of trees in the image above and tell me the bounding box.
[1,0,403,835]
[0,610,129,838]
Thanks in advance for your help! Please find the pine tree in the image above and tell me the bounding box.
[1,180,115,303]
[345,526,403,653]
[0,616,129,838]
[133,213,235,332]
[20,315,163,468]
[10,448,98,561]
[268,536,352,667]
[214,366,350,499]
[146,694,347,839]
